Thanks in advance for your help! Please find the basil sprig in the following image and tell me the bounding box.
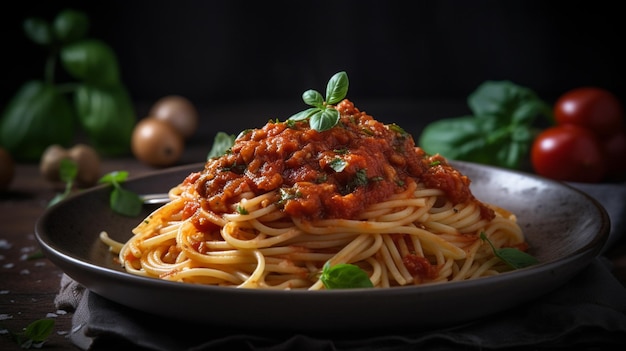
[0,9,135,161]
[288,71,349,132]
[418,81,552,169]
[47,164,145,217]
[99,171,143,217]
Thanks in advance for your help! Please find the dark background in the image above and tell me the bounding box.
[2,0,625,136]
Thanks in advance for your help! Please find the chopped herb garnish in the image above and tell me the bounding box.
[388,123,408,135]
[344,169,369,193]
[329,157,347,172]
[236,205,249,215]
[278,188,302,205]
[315,174,328,183]
[221,162,246,174]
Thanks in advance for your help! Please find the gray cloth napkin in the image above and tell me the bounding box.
[54,183,626,350]
[55,258,626,351]
[568,182,626,253]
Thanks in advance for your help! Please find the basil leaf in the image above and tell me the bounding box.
[53,9,89,44]
[495,247,539,269]
[289,107,318,121]
[310,108,339,132]
[110,186,143,217]
[0,81,75,161]
[23,318,54,343]
[321,262,373,289]
[74,84,135,156]
[480,232,538,269]
[207,131,236,159]
[61,39,120,86]
[419,116,497,165]
[58,158,78,183]
[302,90,324,108]
[23,18,53,46]
[99,170,129,184]
[325,71,349,105]
[419,81,551,170]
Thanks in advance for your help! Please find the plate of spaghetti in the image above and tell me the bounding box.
[36,74,609,332]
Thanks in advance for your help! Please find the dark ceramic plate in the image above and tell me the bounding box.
[35,161,609,332]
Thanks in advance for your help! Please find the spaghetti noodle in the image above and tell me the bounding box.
[102,99,527,290]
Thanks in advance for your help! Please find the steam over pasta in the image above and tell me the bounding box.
[101,99,527,290]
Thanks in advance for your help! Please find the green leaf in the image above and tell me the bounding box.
[59,158,78,182]
[469,81,548,127]
[496,247,539,269]
[320,262,373,289]
[48,159,78,208]
[23,319,54,343]
[419,116,494,164]
[0,80,75,161]
[60,39,120,86]
[23,18,53,45]
[207,131,235,159]
[302,90,324,107]
[48,193,67,208]
[325,71,349,105]
[99,170,129,184]
[53,9,89,43]
[480,232,538,269]
[310,108,339,132]
[419,80,551,170]
[288,107,318,121]
[329,157,347,172]
[74,84,136,156]
[99,170,142,216]
[287,72,349,132]
[110,187,143,217]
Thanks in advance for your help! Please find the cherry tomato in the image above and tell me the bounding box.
[554,87,624,137]
[602,127,626,180]
[531,124,607,183]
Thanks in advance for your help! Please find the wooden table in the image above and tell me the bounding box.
[1,101,625,350]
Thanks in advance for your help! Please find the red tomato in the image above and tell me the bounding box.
[554,87,625,137]
[602,127,626,180]
[531,124,607,183]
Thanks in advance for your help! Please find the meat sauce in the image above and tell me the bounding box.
[188,99,494,224]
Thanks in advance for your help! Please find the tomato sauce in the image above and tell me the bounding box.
[191,99,494,222]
